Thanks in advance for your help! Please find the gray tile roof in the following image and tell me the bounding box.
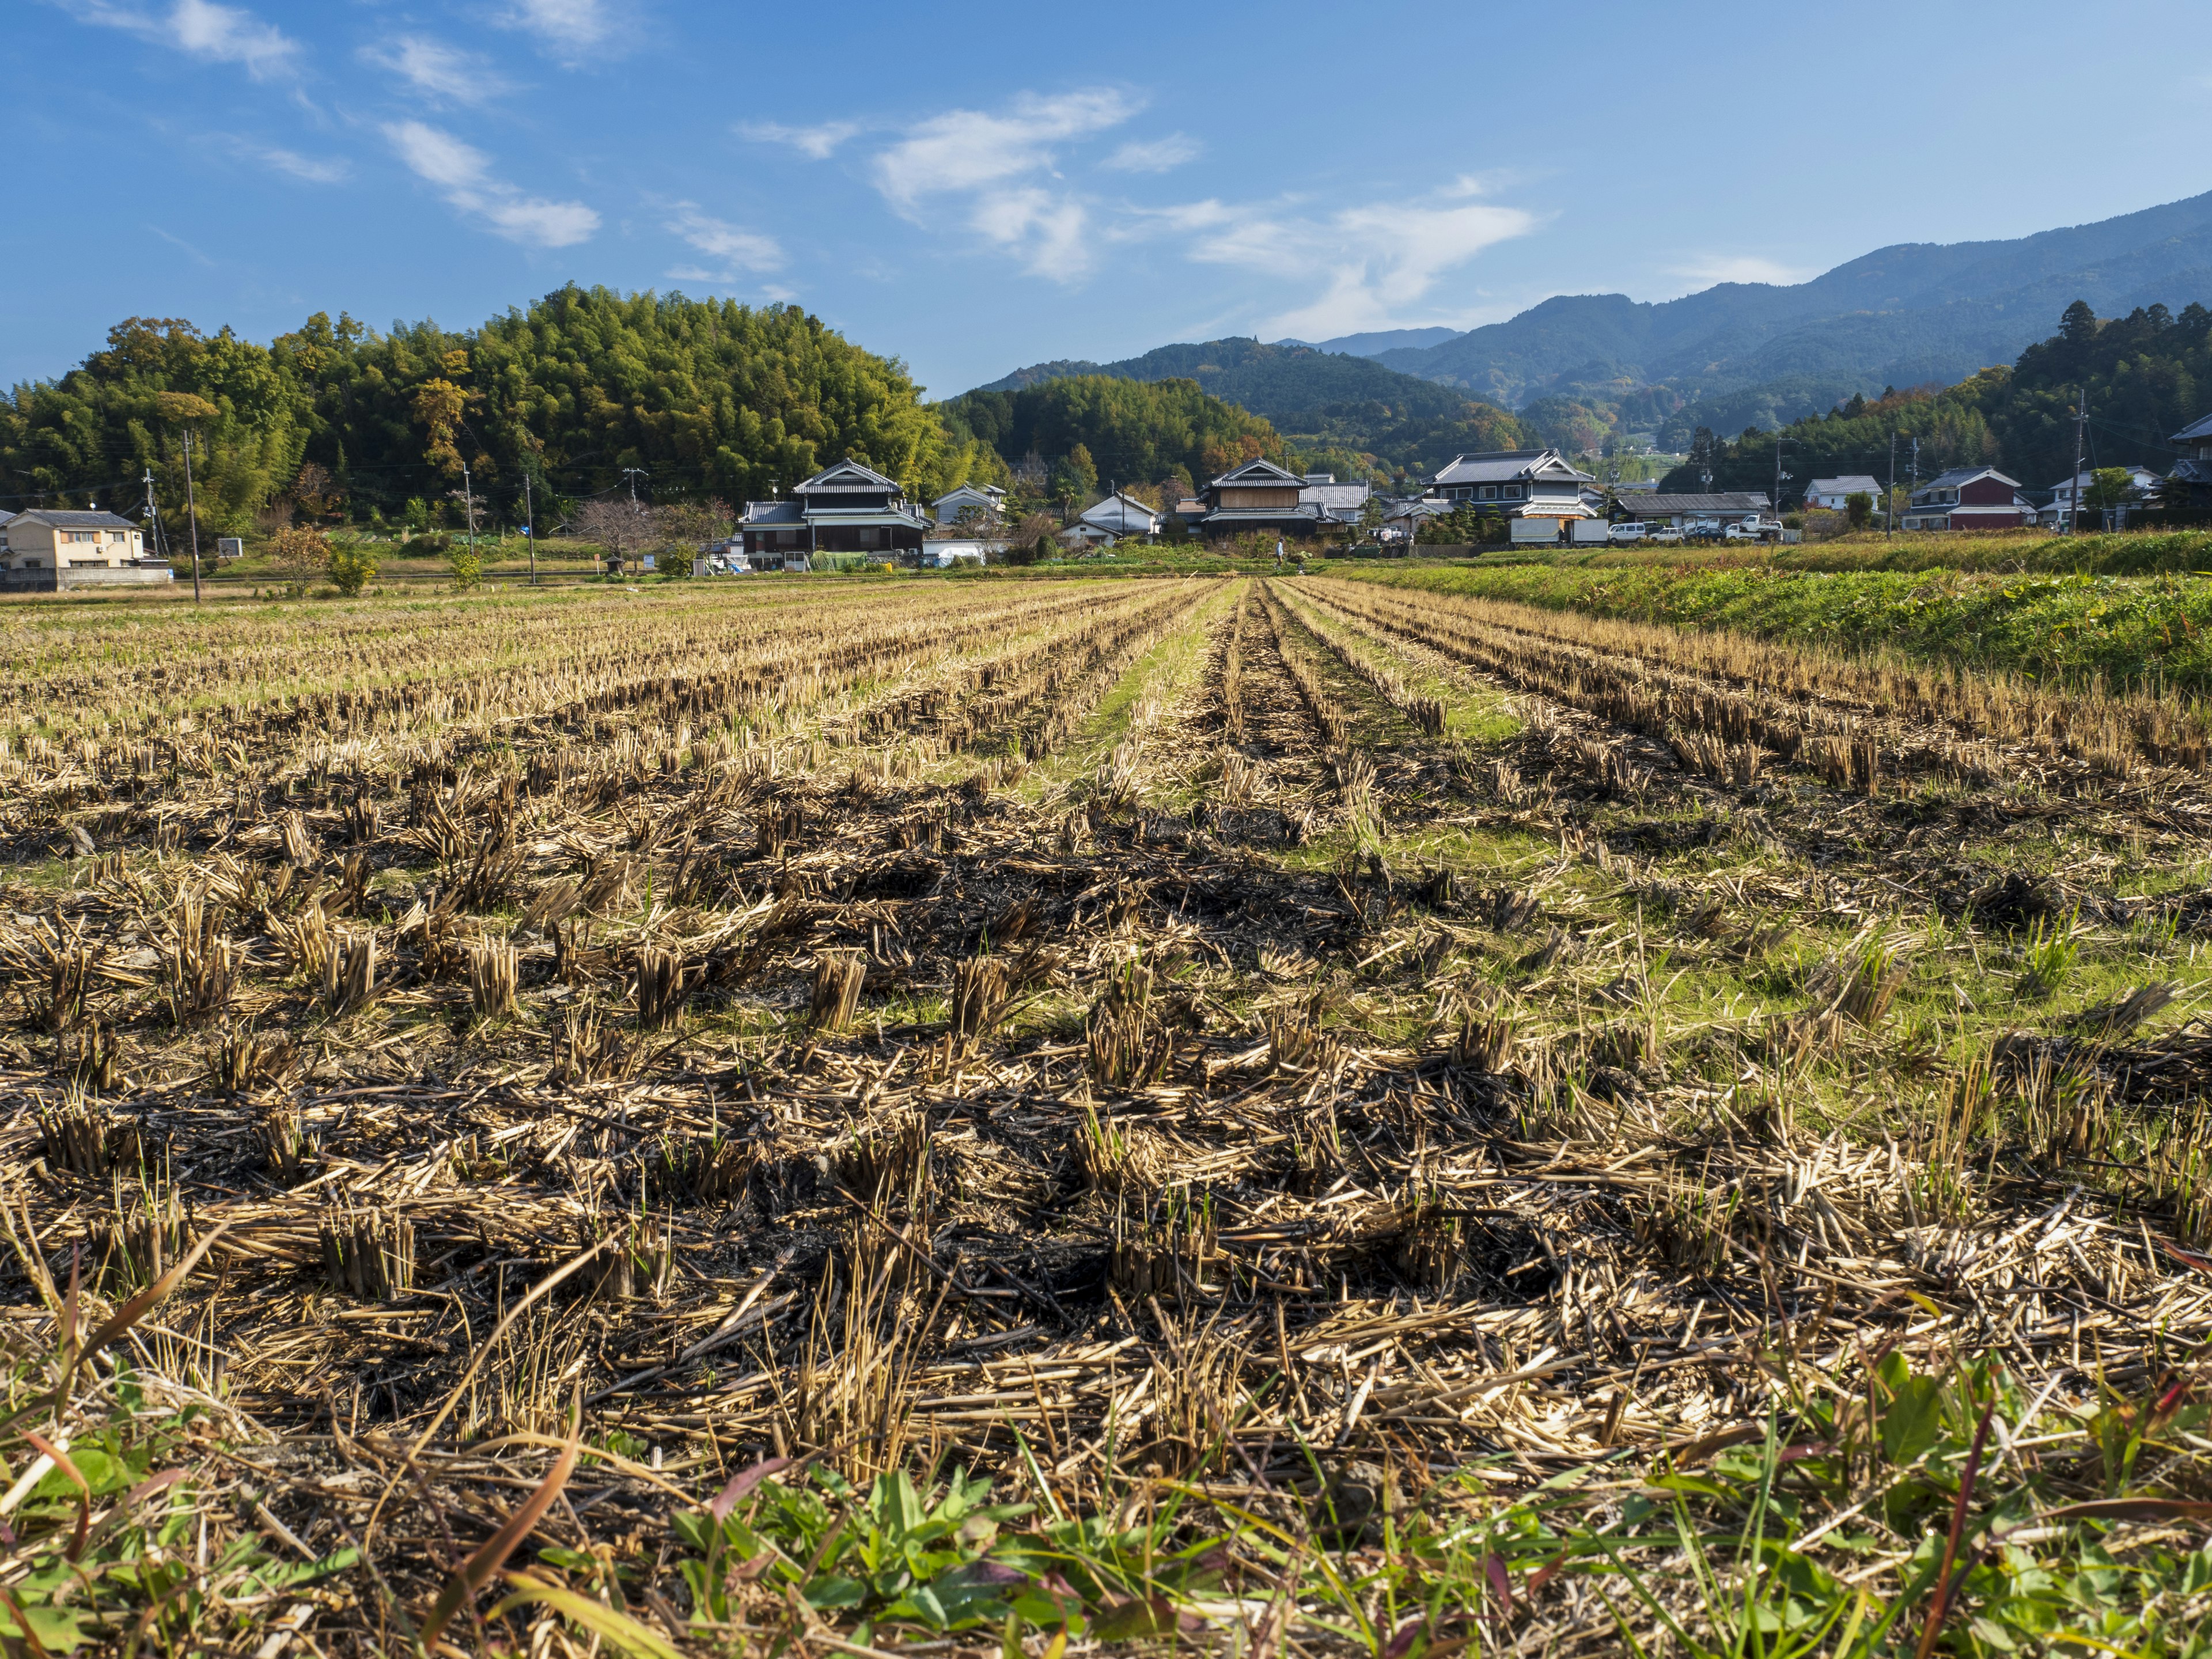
[2173,411,2212,444]
[1615,492,1770,514]
[1431,449,1556,486]
[1808,475,1881,494]
[741,500,806,526]
[10,508,139,529]
[1921,467,2020,490]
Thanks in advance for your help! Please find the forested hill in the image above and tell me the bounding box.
[0,285,997,537]
[970,336,1525,479]
[1658,300,2212,503]
[935,376,1284,496]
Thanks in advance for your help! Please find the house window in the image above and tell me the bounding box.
[1503,485,1522,499]
[65,531,98,544]
[1479,486,1497,501]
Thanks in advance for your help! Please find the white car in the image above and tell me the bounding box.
[1645,526,1684,545]
[1607,521,1647,542]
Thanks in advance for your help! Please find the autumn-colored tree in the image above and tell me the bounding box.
[411,378,468,478]
[264,525,332,584]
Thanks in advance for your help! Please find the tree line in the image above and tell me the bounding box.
[0,285,998,541]
[1658,300,2212,505]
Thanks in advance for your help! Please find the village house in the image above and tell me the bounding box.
[1072,490,1161,544]
[1429,449,1597,537]
[1298,474,1371,528]
[1898,467,2033,531]
[2041,464,2165,529]
[1804,475,1883,510]
[738,460,927,567]
[1612,490,1772,530]
[1196,458,1321,539]
[928,482,1006,526]
[2166,410,2212,511]
[1,506,170,592]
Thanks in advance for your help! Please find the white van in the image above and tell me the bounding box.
[1607,521,1646,543]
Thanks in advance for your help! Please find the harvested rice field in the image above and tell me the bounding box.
[5,571,2212,1657]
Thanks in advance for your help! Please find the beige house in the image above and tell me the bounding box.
[3,508,145,571]
[1,507,171,592]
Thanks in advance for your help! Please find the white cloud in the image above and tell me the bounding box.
[665,204,785,278]
[361,35,510,105]
[497,0,614,54]
[384,120,599,247]
[1172,195,1536,340]
[1101,134,1200,174]
[1665,254,1813,289]
[62,0,300,78]
[862,88,1138,279]
[242,142,349,183]
[872,88,1137,207]
[969,187,1092,279]
[740,120,858,160]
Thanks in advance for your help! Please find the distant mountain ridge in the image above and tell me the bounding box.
[966,337,1526,475]
[1373,190,2212,419]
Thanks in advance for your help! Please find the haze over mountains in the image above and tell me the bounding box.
[972,190,2212,461]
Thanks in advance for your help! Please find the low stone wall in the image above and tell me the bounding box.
[2,565,177,594]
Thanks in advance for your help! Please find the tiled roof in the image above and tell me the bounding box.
[1922,467,2020,490]
[2172,411,2212,444]
[1615,492,1770,514]
[1808,475,1881,494]
[9,508,138,529]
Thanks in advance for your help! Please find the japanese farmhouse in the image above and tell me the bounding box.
[1897,467,2032,531]
[738,460,927,565]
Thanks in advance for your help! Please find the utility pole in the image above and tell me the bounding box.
[181,430,203,604]
[2069,388,2088,535]
[1772,437,1790,527]
[461,460,478,558]
[139,465,161,566]
[1886,433,1897,539]
[622,467,648,506]
[522,471,537,586]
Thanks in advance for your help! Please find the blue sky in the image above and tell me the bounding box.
[4,0,2207,398]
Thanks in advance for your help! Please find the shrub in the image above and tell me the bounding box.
[400,532,451,559]
[264,526,332,585]
[1845,492,1873,531]
[446,542,483,591]
[327,543,378,597]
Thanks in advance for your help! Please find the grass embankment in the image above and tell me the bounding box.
[1343,559,2212,694]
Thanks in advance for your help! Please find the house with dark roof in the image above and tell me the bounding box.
[1298,474,1371,528]
[2169,410,2212,510]
[1899,467,2032,531]
[1612,491,1772,529]
[738,460,927,567]
[1197,458,1318,539]
[2,507,169,591]
[1429,449,1596,525]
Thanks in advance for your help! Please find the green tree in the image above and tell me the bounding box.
[328,541,377,596]
[1844,491,1873,531]
[2082,467,2135,529]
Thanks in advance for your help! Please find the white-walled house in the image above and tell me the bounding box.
[1804,475,1883,510]
[929,483,1007,526]
[2041,465,2164,529]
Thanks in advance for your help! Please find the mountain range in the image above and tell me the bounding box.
[971,190,2212,460]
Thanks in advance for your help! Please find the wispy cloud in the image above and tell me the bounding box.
[1665,254,1812,289]
[665,203,785,279]
[497,0,616,56]
[1163,193,1537,339]
[1101,133,1199,174]
[360,35,511,105]
[147,224,216,266]
[873,88,1136,207]
[233,141,350,183]
[740,120,858,160]
[867,88,1139,279]
[62,0,301,79]
[384,120,599,247]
